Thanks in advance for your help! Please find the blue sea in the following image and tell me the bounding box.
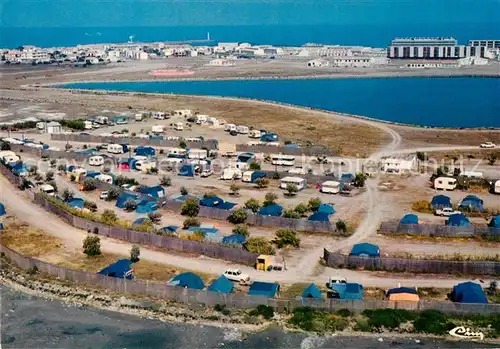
[62,77,500,128]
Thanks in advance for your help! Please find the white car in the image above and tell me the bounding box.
[480,142,496,148]
[434,207,461,217]
[224,269,251,284]
[99,191,109,200]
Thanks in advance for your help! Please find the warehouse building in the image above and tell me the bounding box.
[387,37,484,59]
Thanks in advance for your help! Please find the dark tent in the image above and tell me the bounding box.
[446,213,471,227]
[0,203,6,217]
[488,215,500,228]
[187,226,220,236]
[12,163,27,176]
[159,225,179,233]
[450,282,487,304]
[462,195,483,205]
[200,196,237,210]
[178,164,195,177]
[317,204,336,215]
[167,272,205,290]
[302,283,322,299]
[350,242,380,257]
[236,152,255,163]
[340,173,355,183]
[0,223,3,230]
[98,259,133,279]
[135,200,158,214]
[431,195,452,209]
[67,198,85,209]
[86,171,100,178]
[260,133,279,143]
[248,281,280,298]
[308,212,330,222]
[222,234,246,245]
[459,195,484,212]
[258,203,283,217]
[116,192,139,209]
[135,146,156,157]
[328,283,364,300]
[399,214,419,225]
[139,185,165,198]
[208,275,234,294]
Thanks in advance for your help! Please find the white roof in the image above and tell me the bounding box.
[47,121,61,126]
[40,184,55,191]
[281,176,306,182]
[322,180,340,186]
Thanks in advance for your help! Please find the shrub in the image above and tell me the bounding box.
[61,188,74,201]
[34,173,43,182]
[294,203,309,216]
[70,174,76,182]
[148,167,159,175]
[244,198,261,213]
[336,220,348,233]
[249,305,274,320]
[289,307,315,331]
[229,183,240,196]
[255,178,269,189]
[124,199,137,212]
[82,178,97,191]
[45,171,54,181]
[308,198,322,211]
[354,173,368,187]
[101,209,118,224]
[232,224,250,238]
[249,162,261,170]
[285,183,299,196]
[84,200,98,212]
[244,237,275,255]
[159,175,172,187]
[83,235,101,256]
[47,180,58,192]
[271,172,281,180]
[130,245,140,262]
[179,140,187,149]
[183,217,200,229]
[29,165,38,175]
[57,164,66,172]
[487,153,497,166]
[412,200,432,214]
[362,309,415,330]
[228,208,247,224]
[263,192,278,206]
[181,198,199,217]
[412,310,453,335]
[106,187,122,201]
[114,175,138,187]
[283,210,301,219]
[180,186,189,195]
[148,211,162,224]
[275,229,300,248]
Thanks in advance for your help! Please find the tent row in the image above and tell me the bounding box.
[430,194,485,212]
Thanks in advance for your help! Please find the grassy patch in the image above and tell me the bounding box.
[280,283,313,298]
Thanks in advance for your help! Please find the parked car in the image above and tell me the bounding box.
[434,207,461,217]
[224,269,251,284]
[229,130,238,136]
[99,191,109,200]
[480,142,496,148]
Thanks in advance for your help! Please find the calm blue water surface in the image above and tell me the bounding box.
[62,77,500,128]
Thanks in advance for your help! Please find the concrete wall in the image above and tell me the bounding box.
[379,222,500,238]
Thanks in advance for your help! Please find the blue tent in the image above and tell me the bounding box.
[302,283,322,299]
[200,196,237,211]
[159,225,179,233]
[116,192,139,209]
[132,217,150,226]
[431,195,452,209]
[350,243,380,257]
[67,198,85,209]
[222,234,246,245]
[329,283,364,300]
[86,171,101,178]
[317,204,336,215]
[488,215,500,228]
[400,214,419,225]
[340,173,355,183]
[139,185,165,198]
[308,212,330,222]
[260,133,279,143]
[12,163,27,176]
[208,275,234,294]
[450,282,487,304]
[98,259,133,280]
[236,152,255,163]
[135,146,156,157]
[0,203,6,217]
[135,200,158,214]
[459,199,484,212]
[258,203,283,217]
[447,213,471,227]
[178,164,195,177]
[248,281,280,298]
[0,223,3,230]
[462,195,483,205]
[168,272,205,290]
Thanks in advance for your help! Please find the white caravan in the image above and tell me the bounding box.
[236,125,249,134]
[271,154,296,166]
[220,167,242,180]
[225,124,237,132]
[280,176,307,190]
[320,180,341,194]
[248,130,261,138]
[174,122,184,131]
[88,156,104,166]
[434,177,457,191]
[39,184,56,196]
[151,125,165,134]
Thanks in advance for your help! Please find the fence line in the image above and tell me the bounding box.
[379,222,500,237]
[323,249,500,276]
[1,243,499,315]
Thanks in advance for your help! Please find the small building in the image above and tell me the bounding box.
[258,203,283,217]
[98,259,134,280]
[248,281,280,298]
[208,275,234,294]
[446,213,471,227]
[209,58,235,66]
[167,272,205,290]
[449,282,487,304]
[404,61,461,69]
[46,121,62,134]
[387,287,420,302]
[434,177,457,191]
[431,195,452,209]
[399,213,419,225]
[350,243,380,257]
[307,59,329,67]
[302,283,322,299]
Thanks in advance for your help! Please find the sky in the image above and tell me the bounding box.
[1,0,499,28]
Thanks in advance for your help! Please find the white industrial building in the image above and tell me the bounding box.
[307,59,329,67]
[381,155,417,173]
[332,56,389,67]
[387,37,490,59]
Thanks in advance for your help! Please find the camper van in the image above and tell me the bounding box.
[280,176,307,190]
[320,180,341,194]
[96,174,113,184]
[151,125,165,134]
[225,124,237,132]
[491,179,500,194]
[271,154,296,167]
[220,167,242,180]
[135,160,157,173]
[84,121,93,130]
[174,122,184,131]
[107,144,128,154]
[39,184,56,196]
[188,149,208,160]
[95,116,109,125]
[166,147,187,156]
[174,109,192,117]
[236,125,249,134]
[248,130,261,138]
[135,113,144,121]
[152,112,167,120]
[434,177,457,191]
[196,115,208,124]
[242,171,266,183]
[88,156,104,166]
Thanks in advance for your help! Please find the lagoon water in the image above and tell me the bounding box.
[63,77,500,128]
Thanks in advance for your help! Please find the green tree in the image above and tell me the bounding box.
[183,217,200,229]
[61,188,74,201]
[249,162,261,170]
[354,173,368,188]
[28,165,38,176]
[49,159,57,168]
[47,180,58,192]
[294,203,309,216]
[84,200,98,212]
[130,245,140,262]
[230,183,240,196]
[34,173,43,183]
[83,235,101,256]
[57,164,66,173]
[275,229,300,248]
[285,183,299,196]
[124,199,137,212]
[180,186,189,195]
[487,153,497,166]
[181,198,199,217]
[228,208,247,224]
[283,210,301,219]
[179,140,187,149]
[148,211,162,224]
[308,198,322,212]
[336,220,348,234]
[45,171,54,181]
[101,209,118,224]
[106,187,121,201]
[159,175,172,187]
[82,178,97,191]
[232,224,250,238]
[255,178,269,189]
[244,198,261,213]
[244,237,275,255]
[416,151,428,161]
[263,192,278,206]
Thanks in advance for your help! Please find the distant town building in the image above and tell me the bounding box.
[209,58,234,66]
[332,56,389,67]
[468,40,500,49]
[307,59,329,67]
